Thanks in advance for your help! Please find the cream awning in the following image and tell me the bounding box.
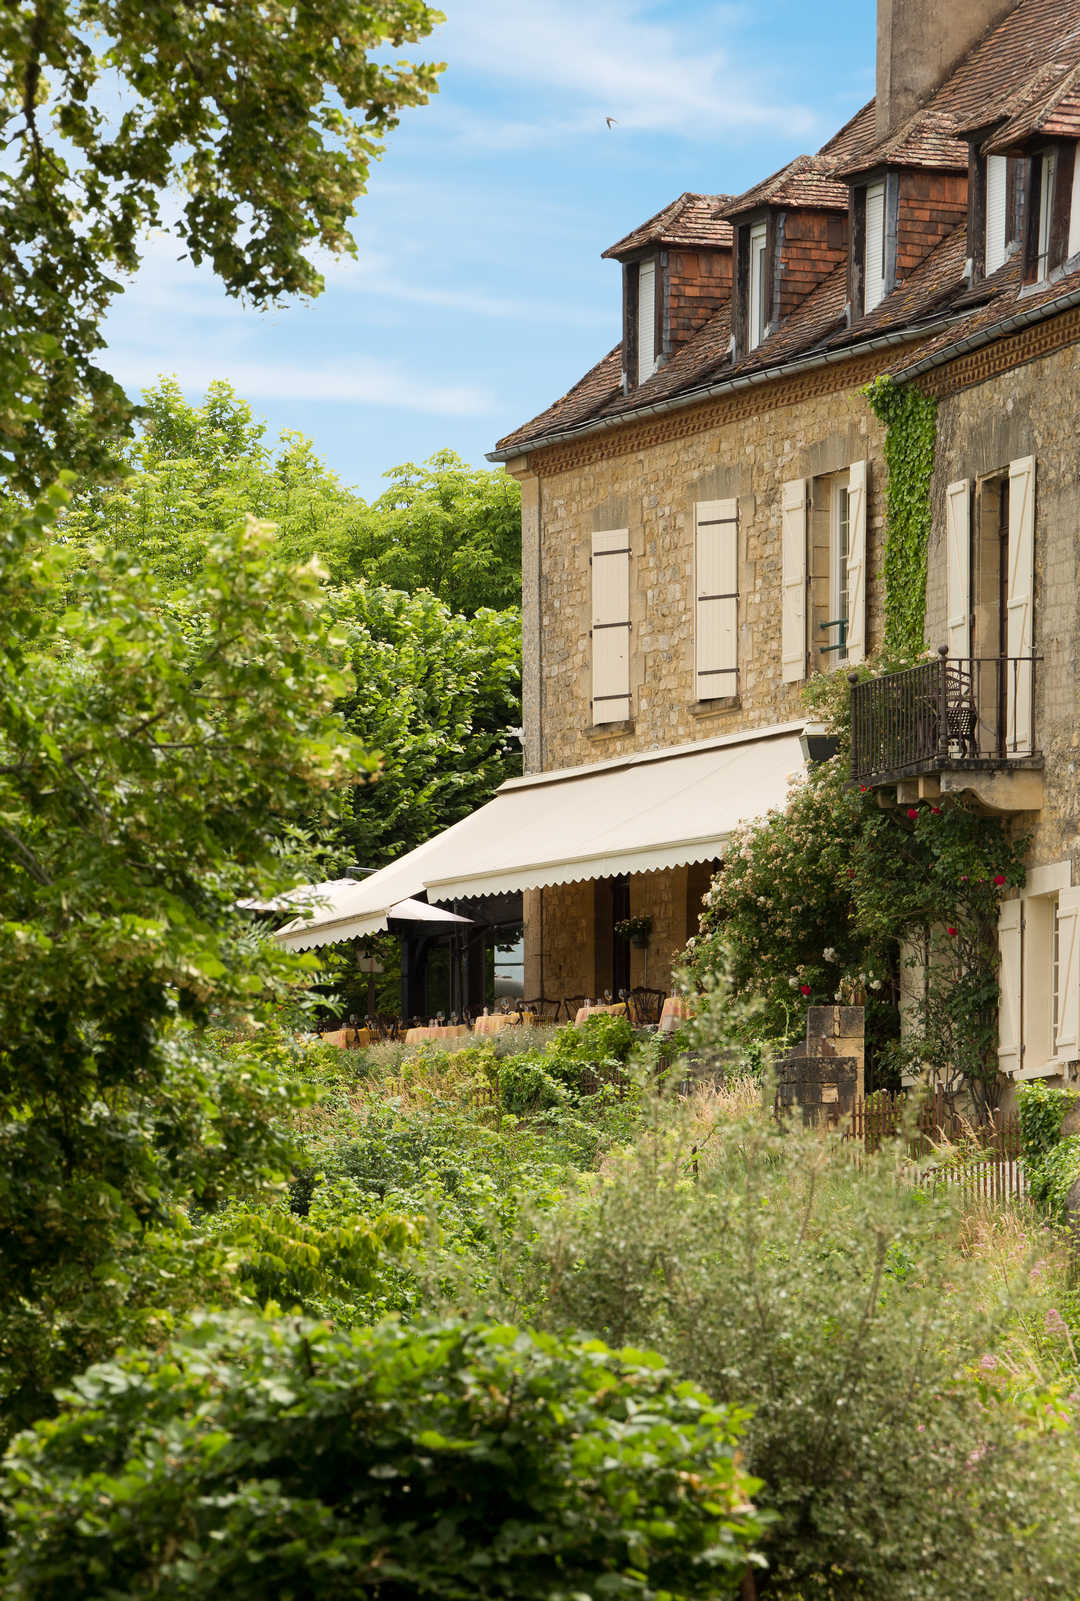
[273,722,806,950]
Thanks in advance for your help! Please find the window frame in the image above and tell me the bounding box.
[747,221,768,349]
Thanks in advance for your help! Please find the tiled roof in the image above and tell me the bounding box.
[721,155,850,219]
[984,61,1080,148]
[891,256,1080,378]
[602,193,734,259]
[836,109,969,176]
[827,224,969,347]
[930,0,1080,129]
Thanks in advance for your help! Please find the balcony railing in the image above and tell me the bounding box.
[850,649,1040,784]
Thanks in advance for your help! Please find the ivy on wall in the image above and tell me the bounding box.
[864,375,938,657]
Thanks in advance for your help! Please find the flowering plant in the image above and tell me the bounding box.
[613,915,653,944]
[680,663,1027,1104]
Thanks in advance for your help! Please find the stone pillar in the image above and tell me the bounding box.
[775,1005,865,1126]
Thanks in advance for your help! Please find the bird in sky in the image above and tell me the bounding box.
[605,116,618,129]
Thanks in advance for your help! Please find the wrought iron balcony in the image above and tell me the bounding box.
[850,649,1041,800]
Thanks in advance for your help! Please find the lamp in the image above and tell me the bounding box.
[799,722,839,764]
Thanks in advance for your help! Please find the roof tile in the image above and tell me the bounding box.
[602,193,734,259]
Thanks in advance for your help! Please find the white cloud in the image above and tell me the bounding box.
[104,348,494,415]
[430,0,818,142]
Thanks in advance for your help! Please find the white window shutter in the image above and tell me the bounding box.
[781,478,808,683]
[637,260,656,385]
[985,155,1008,274]
[1070,151,1080,259]
[591,527,631,724]
[694,499,739,700]
[1006,454,1035,750]
[1056,889,1080,1060]
[998,898,1022,1075]
[846,460,868,664]
[864,182,886,311]
[946,479,971,660]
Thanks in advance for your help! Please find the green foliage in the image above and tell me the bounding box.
[509,1103,1080,1600]
[864,376,938,657]
[1019,1083,1080,1222]
[0,4,443,493]
[66,382,523,611]
[0,1313,767,1601]
[682,675,1026,1101]
[0,488,373,1439]
[333,583,521,867]
[1018,1080,1079,1162]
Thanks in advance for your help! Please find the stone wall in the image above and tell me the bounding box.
[930,338,1080,876]
[776,1005,866,1125]
[523,860,716,1003]
[525,375,888,773]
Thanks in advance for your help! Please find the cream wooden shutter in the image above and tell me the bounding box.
[781,478,808,683]
[946,479,971,660]
[1055,888,1080,1060]
[846,460,868,664]
[591,527,631,724]
[637,260,656,385]
[998,898,1022,1075]
[985,155,1008,274]
[695,498,738,700]
[1006,454,1035,750]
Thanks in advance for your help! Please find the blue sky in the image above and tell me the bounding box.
[101,0,877,500]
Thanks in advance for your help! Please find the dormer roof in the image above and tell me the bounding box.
[721,155,849,221]
[601,193,734,260]
[982,60,1080,149]
[836,109,969,178]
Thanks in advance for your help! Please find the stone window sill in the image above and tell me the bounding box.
[689,696,741,717]
[584,718,635,739]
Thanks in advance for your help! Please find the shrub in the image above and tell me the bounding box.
[509,1102,1080,1600]
[1,1314,769,1601]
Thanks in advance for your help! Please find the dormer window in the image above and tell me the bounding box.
[864,181,887,311]
[748,222,768,348]
[985,154,1009,274]
[636,257,657,384]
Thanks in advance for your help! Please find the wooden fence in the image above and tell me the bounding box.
[845,1089,1026,1203]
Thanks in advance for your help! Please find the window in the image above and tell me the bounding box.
[1069,146,1080,259]
[748,222,768,348]
[805,465,867,671]
[985,154,1009,275]
[864,181,887,311]
[829,483,851,662]
[1036,150,1056,279]
[636,258,657,384]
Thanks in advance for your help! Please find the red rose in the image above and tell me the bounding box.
[906,807,919,820]
[931,806,941,815]
[947,927,958,937]
[993,873,1006,886]
[800,984,811,995]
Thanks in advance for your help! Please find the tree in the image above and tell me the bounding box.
[0,1314,768,1600]
[64,380,523,611]
[0,1,444,494]
[335,584,521,869]
[0,485,376,1438]
[365,450,523,614]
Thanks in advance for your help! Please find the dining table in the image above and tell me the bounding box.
[319,1026,372,1049]
[403,1023,471,1045]
[472,1011,537,1036]
[573,1001,630,1025]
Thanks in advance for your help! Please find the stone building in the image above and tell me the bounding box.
[299,0,1080,1075]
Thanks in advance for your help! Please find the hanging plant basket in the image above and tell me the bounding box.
[614,915,653,949]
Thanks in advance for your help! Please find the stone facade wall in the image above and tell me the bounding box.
[523,860,716,1003]
[529,375,888,773]
[776,1005,866,1125]
[930,338,1080,876]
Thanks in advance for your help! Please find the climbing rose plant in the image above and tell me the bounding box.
[682,671,1026,1106]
